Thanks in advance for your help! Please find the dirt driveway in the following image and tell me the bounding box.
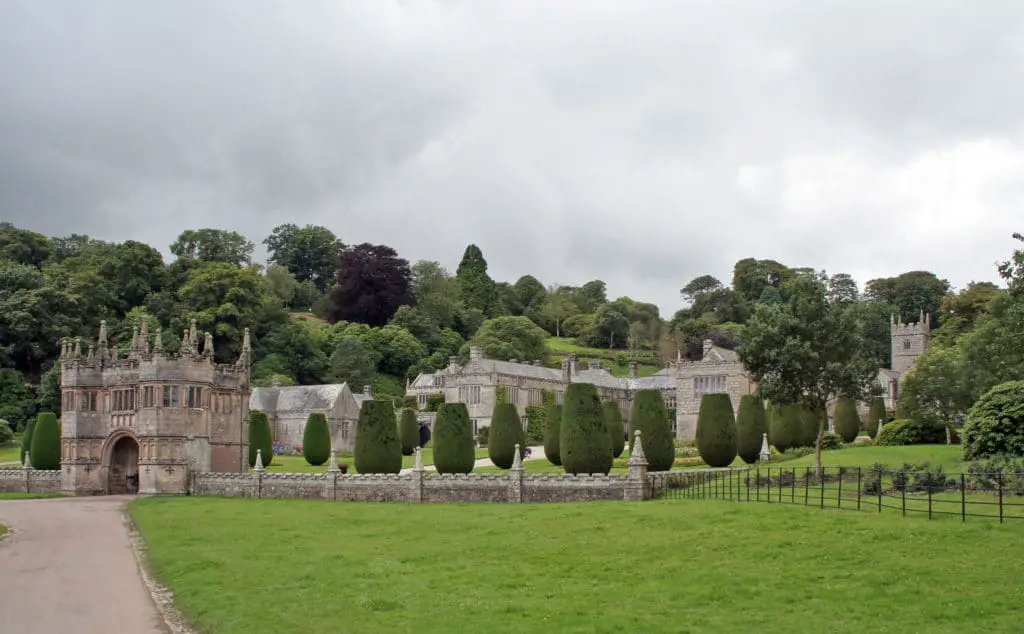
[0,496,165,633]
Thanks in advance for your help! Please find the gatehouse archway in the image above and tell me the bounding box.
[106,435,140,495]
[419,423,432,448]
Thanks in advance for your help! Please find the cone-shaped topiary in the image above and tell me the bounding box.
[603,402,626,458]
[248,410,273,468]
[543,403,562,466]
[696,394,738,467]
[560,383,613,475]
[488,403,526,469]
[20,416,36,465]
[770,403,803,452]
[865,397,886,439]
[28,411,60,470]
[433,403,475,474]
[354,400,402,474]
[302,412,331,466]
[833,397,860,443]
[629,390,675,471]
[398,408,419,456]
[798,406,819,447]
[735,395,767,464]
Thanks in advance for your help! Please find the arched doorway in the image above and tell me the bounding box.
[418,423,432,448]
[107,435,140,495]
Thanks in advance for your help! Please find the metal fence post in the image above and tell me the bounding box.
[901,478,906,517]
[767,467,772,504]
[877,468,883,513]
[999,473,1004,523]
[755,466,760,502]
[819,467,825,509]
[960,472,966,522]
[838,468,843,509]
[791,467,796,504]
[927,483,933,520]
[804,467,810,506]
[857,467,862,511]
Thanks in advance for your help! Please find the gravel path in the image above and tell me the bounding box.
[0,496,165,634]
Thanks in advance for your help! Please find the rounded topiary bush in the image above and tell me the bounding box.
[302,412,331,466]
[876,418,947,446]
[865,396,886,439]
[833,397,860,443]
[629,390,674,471]
[433,403,475,474]
[735,395,767,464]
[560,383,613,475]
[248,410,273,468]
[963,381,1024,460]
[696,393,738,468]
[28,411,60,470]
[488,403,526,469]
[20,416,36,465]
[603,402,626,459]
[770,403,803,452]
[398,408,419,456]
[543,403,562,466]
[354,400,402,474]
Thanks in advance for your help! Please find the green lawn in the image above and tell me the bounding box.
[0,445,20,464]
[130,496,1024,634]
[261,448,490,474]
[766,444,966,472]
[0,492,67,500]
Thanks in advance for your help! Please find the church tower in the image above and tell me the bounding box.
[891,311,931,374]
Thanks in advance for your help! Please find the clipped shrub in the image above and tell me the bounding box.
[28,411,60,470]
[20,416,37,465]
[629,390,675,471]
[302,412,331,466]
[735,395,767,464]
[963,380,1024,460]
[560,383,613,475]
[833,397,860,443]
[425,393,445,412]
[695,393,738,468]
[820,431,844,451]
[543,403,562,466]
[865,396,886,439]
[876,418,947,446]
[603,402,626,458]
[248,410,274,468]
[488,403,526,469]
[433,403,475,474]
[524,406,547,444]
[354,400,402,474]
[799,406,820,447]
[769,403,803,453]
[398,408,419,455]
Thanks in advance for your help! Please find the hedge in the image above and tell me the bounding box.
[629,390,674,471]
[735,395,767,464]
[354,400,403,474]
[963,381,1024,460]
[433,403,475,474]
[560,383,612,475]
[603,402,626,459]
[833,397,860,443]
[876,418,949,446]
[488,403,526,469]
[865,396,886,439]
[543,403,563,466]
[28,411,60,470]
[248,410,273,468]
[302,412,331,466]
[695,394,737,468]
[398,408,419,455]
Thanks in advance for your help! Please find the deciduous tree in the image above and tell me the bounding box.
[327,243,412,327]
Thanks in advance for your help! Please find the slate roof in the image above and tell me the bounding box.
[467,358,564,382]
[703,346,740,363]
[249,384,346,413]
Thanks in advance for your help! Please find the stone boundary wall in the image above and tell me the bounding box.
[0,467,62,494]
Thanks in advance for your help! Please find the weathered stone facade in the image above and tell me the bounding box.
[58,320,250,495]
[0,467,62,494]
[249,382,371,453]
[673,340,756,441]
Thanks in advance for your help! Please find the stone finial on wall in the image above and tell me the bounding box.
[22,451,31,470]
[702,339,714,357]
[469,346,482,360]
[511,444,524,471]
[758,433,771,462]
[628,430,647,467]
[152,328,164,354]
[328,449,339,472]
[254,448,265,471]
[413,446,424,472]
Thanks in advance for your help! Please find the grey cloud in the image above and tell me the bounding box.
[1,0,1022,315]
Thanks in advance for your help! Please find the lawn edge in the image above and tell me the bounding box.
[122,498,197,634]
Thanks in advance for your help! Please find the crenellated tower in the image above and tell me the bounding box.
[891,311,931,375]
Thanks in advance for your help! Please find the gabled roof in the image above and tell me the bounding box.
[249,384,347,413]
[703,346,739,363]
[573,368,629,389]
[461,358,564,382]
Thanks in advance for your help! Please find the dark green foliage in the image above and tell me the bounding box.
[403,395,418,410]
[426,394,445,412]
[302,412,331,466]
[769,403,803,453]
[248,410,273,468]
[399,408,418,456]
[488,403,526,469]
[865,397,886,439]
[0,420,11,445]
[963,381,1024,459]
[543,404,562,466]
[876,418,949,446]
[820,431,844,451]
[524,405,546,444]
[433,403,475,474]
[20,416,36,465]
[560,383,613,475]
[327,243,413,327]
[476,425,489,447]
[628,390,675,471]
[354,400,402,474]
[695,394,738,468]
[28,411,60,470]
[833,397,861,443]
[735,395,767,464]
[603,403,626,458]
[798,406,820,447]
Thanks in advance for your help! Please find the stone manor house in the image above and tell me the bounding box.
[407,314,930,440]
[248,381,373,453]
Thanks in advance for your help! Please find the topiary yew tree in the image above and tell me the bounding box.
[629,390,674,471]
[20,416,36,465]
[696,393,738,468]
[399,408,419,456]
[865,397,886,439]
[603,402,626,458]
[248,410,273,468]
[770,403,803,453]
[963,380,1024,460]
[303,412,331,466]
[735,395,767,464]
[798,406,819,447]
[488,403,526,469]
[28,411,60,470]
[833,397,860,443]
[354,400,402,473]
[560,383,613,475]
[433,403,475,474]
[543,403,562,466]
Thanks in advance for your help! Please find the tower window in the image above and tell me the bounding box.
[903,340,911,351]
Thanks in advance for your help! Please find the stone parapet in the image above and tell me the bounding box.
[0,468,63,494]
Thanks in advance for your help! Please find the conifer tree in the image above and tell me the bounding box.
[629,390,675,471]
[398,407,419,456]
[560,383,613,475]
[865,396,886,439]
[302,412,331,466]
[248,410,274,468]
[735,395,767,464]
[28,411,60,470]
[696,394,738,468]
[603,402,626,458]
[455,244,505,317]
[354,400,402,474]
[488,403,526,469]
[833,397,860,443]
[433,403,475,473]
[543,403,563,466]
[770,403,803,452]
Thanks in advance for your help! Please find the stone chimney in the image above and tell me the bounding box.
[469,346,482,360]
[629,362,638,379]
[363,385,372,396]
[702,339,714,357]
[448,356,458,368]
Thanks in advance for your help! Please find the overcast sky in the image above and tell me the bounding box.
[1,1,1022,315]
